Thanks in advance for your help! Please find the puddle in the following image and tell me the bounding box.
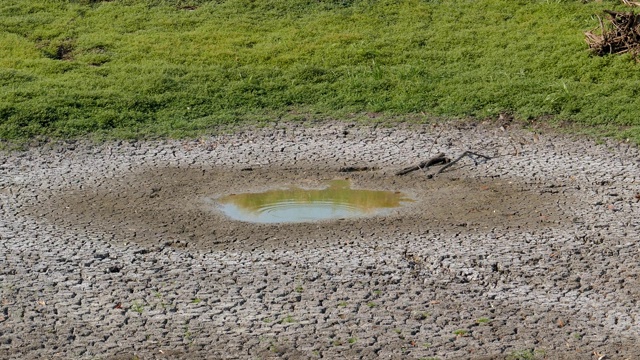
[40,166,575,249]
[215,180,413,223]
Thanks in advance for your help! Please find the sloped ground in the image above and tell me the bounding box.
[1,122,639,359]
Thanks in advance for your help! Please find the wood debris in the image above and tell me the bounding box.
[585,10,640,59]
[395,151,492,177]
[339,166,377,173]
[436,151,492,175]
[395,153,449,176]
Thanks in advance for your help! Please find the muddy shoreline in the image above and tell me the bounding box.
[1,122,639,359]
[33,164,576,252]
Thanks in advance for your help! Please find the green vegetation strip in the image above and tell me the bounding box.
[1,0,639,142]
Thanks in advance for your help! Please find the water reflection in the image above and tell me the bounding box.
[217,180,412,223]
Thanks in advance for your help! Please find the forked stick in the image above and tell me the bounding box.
[395,153,449,176]
[436,151,492,175]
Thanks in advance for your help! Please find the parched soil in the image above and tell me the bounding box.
[37,165,574,252]
[1,122,639,359]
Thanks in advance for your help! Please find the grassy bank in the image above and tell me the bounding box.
[1,0,639,142]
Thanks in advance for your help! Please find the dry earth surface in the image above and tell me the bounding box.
[1,122,639,359]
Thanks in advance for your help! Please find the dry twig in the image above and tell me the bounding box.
[622,0,640,7]
[339,166,377,173]
[395,153,449,176]
[436,151,492,175]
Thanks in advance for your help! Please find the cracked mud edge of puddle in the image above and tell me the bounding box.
[30,165,578,251]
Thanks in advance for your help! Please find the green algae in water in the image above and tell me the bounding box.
[217,180,413,224]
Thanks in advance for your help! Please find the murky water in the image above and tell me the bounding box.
[216,180,413,223]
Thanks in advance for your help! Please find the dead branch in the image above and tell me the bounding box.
[436,151,492,175]
[339,166,377,173]
[622,0,640,7]
[395,153,449,176]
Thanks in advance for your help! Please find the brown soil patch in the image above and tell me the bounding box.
[34,165,576,251]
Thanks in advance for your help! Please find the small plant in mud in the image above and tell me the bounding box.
[130,301,144,314]
[348,337,357,344]
[367,302,377,308]
[281,315,296,323]
[506,349,545,360]
[453,329,469,337]
[338,301,348,307]
[183,326,194,344]
[191,298,202,304]
[295,286,304,293]
[476,317,491,325]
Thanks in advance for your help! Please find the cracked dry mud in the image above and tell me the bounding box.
[1,122,639,359]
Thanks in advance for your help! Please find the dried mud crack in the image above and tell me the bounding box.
[1,123,639,359]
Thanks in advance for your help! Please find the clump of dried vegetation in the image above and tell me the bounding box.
[585,0,640,59]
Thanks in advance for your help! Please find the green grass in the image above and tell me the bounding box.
[506,349,546,360]
[452,329,469,336]
[130,301,145,314]
[1,0,639,142]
